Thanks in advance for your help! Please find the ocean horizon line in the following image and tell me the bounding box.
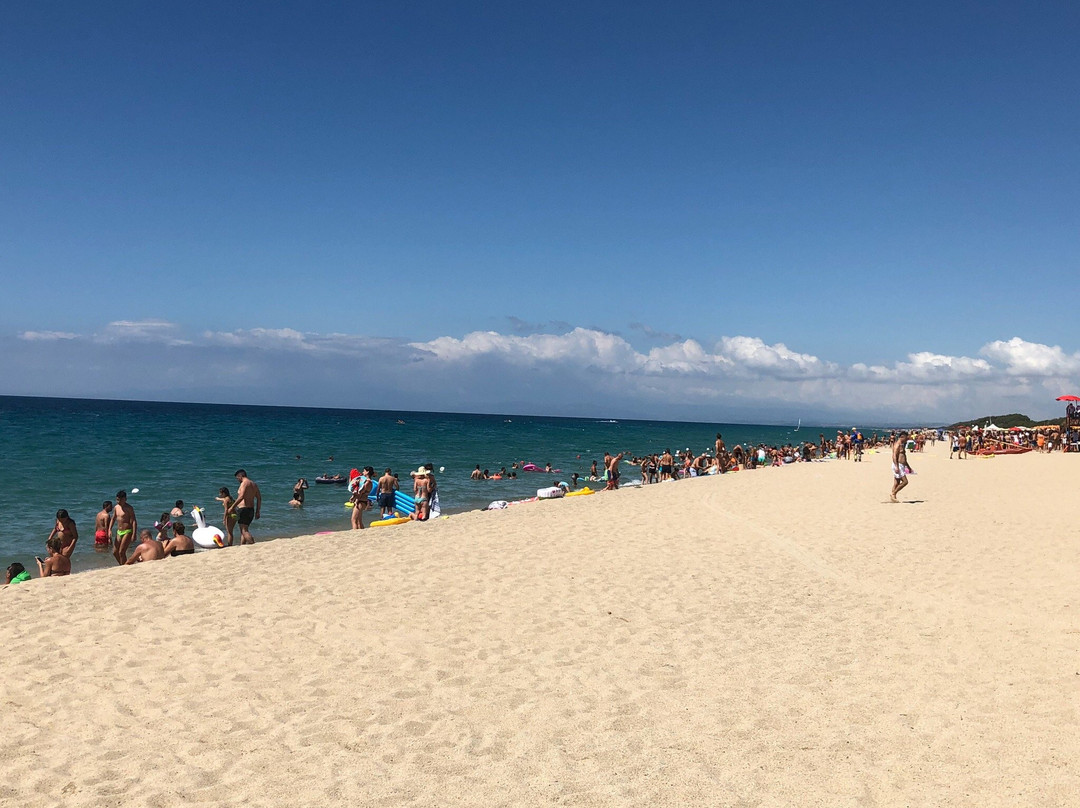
[0,393,877,431]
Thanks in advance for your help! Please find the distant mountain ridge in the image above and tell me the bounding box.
[945,412,1062,430]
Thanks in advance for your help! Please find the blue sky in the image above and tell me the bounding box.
[3,1,1079,422]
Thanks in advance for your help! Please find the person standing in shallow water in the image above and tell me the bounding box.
[606,453,624,490]
[47,509,78,558]
[94,501,112,550]
[411,467,433,521]
[216,487,236,545]
[377,468,398,517]
[350,470,372,530]
[290,478,308,508]
[230,470,261,544]
[110,491,137,565]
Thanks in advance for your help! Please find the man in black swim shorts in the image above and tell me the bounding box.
[606,452,624,490]
[232,469,262,544]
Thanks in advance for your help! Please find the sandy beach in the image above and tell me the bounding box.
[3,442,1078,806]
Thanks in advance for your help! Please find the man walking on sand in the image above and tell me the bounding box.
[890,432,913,503]
[231,469,261,544]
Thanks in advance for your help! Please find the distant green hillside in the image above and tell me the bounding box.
[945,413,1063,430]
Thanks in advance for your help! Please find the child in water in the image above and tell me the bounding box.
[154,512,174,541]
[215,487,237,546]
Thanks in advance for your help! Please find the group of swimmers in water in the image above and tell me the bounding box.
[4,469,265,583]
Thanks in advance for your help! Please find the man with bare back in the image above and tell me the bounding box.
[94,500,112,550]
[126,529,166,563]
[377,468,398,517]
[714,433,729,473]
[659,449,674,481]
[231,469,261,544]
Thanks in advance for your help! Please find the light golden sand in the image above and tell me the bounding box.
[3,443,1079,806]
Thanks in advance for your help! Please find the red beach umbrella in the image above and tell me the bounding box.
[1056,395,1080,401]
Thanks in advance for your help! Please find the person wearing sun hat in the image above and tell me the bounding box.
[411,465,435,521]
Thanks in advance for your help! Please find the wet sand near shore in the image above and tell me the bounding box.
[2,442,1078,806]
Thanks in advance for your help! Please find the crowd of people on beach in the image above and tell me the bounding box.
[476,430,923,512]
[944,424,1076,456]
[4,469,264,583]
[621,430,896,481]
[343,464,443,528]
[2,461,454,584]
[8,421,1072,584]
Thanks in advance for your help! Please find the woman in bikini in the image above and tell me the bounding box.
[412,468,431,521]
[37,537,71,577]
[162,522,196,557]
[350,472,372,529]
[48,509,79,558]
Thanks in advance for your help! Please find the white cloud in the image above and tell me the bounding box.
[97,320,191,346]
[203,328,411,358]
[204,327,313,351]
[980,337,1080,376]
[715,336,834,379]
[412,328,642,371]
[6,321,1080,422]
[642,340,721,374]
[414,330,833,380]
[19,330,79,341]
[881,352,994,382]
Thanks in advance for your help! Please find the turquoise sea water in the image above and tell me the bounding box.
[0,396,831,575]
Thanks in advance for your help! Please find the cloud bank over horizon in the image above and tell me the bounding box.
[4,321,1076,425]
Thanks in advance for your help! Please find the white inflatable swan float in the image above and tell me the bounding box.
[191,506,226,548]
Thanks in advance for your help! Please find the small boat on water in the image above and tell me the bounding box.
[315,474,348,484]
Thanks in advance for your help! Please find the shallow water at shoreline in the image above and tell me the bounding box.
[1,396,860,575]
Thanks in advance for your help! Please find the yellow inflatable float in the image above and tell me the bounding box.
[370,515,411,527]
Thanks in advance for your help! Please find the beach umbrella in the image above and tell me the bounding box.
[1056,395,1080,401]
